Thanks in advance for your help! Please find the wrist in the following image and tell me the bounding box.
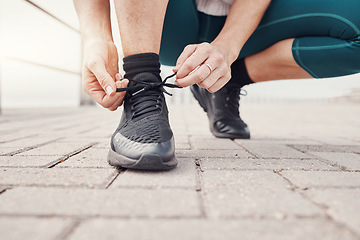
[211,39,241,66]
[82,27,113,45]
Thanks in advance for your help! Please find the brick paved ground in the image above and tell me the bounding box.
[0,102,359,240]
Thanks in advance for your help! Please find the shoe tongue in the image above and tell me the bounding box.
[129,72,161,88]
[126,72,164,119]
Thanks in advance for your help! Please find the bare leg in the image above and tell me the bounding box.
[114,0,169,56]
[245,38,312,82]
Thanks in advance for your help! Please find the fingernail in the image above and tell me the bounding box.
[174,80,180,86]
[106,86,114,95]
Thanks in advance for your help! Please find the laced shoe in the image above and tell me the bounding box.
[191,84,250,139]
[107,72,180,170]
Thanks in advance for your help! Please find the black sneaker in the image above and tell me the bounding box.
[191,84,250,139]
[107,72,180,170]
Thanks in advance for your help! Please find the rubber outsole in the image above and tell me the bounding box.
[190,85,250,139]
[107,148,177,171]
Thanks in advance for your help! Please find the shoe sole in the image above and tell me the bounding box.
[190,85,250,139]
[107,148,177,171]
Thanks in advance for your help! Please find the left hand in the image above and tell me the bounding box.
[173,42,232,93]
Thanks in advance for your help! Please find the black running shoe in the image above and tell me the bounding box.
[107,72,180,170]
[191,84,250,139]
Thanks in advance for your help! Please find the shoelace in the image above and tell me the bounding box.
[116,73,181,118]
[225,88,247,116]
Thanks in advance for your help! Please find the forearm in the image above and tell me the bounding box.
[74,0,113,43]
[212,0,271,64]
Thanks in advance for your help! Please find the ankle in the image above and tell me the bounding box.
[123,53,161,80]
[225,58,254,89]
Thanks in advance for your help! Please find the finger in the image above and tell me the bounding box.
[115,73,124,81]
[87,78,127,109]
[207,75,231,93]
[197,67,223,90]
[175,44,212,78]
[108,79,129,111]
[175,64,212,87]
[89,90,117,109]
[87,59,117,96]
[173,44,197,72]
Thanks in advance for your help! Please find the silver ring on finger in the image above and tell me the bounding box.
[205,63,214,74]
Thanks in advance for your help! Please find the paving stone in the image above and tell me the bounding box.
[17,142,93,156]
[77,128,113,138]
[0,155,60,167]
[0,134,34,143]
[0,168,117,187]
[190,137,242,150]
[175,143,191,150]
[309,152,360,171]
[291,145,360,154]
[235,138,320,146]
[0,217,72,240]
[57,137,109,143]
[202,170,322,218]
[67,218,356,240]
[281,171,360,188]
[0,137,58,148]
[92,140,110,149]
[314,137,360,145]
[173,135,190,144]
[57,148,112,168]
[200,158,338,171]
[0,187,201,218]
[241,143,310,159]
[305,188,360,236]
[176,149,254,159]
[112,158,197,188]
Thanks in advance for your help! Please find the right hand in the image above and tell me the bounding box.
[82,39,128,111]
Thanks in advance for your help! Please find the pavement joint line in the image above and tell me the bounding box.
[0,213,207,219]
[0,213,336,221]
[0,187,10,195]
[290,144,360,155]
[45,142,98,168]
[0,165,112,169]
[107,185,196,190]
[105,168,125,189]
[0,184,199,190]
[194,157,208,219]
[55,219,82,240]
[232,140,259,158]
[1,137,65,157]
[286,144,351,170]
[0,183,114,189]
[297,150,351,171]
[277,172,360,238]
[187,135,195,150]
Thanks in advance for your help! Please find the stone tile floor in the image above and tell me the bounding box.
[0,102,359,240]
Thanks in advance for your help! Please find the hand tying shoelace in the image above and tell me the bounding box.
[116,72,181,96]
[116,72,182,118]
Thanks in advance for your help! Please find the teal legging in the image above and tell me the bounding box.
[160,0,360,78]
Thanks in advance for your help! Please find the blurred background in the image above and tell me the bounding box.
[0,0,360,109]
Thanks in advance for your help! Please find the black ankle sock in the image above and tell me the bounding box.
[123,53,161,81]
[225,58,254,88]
